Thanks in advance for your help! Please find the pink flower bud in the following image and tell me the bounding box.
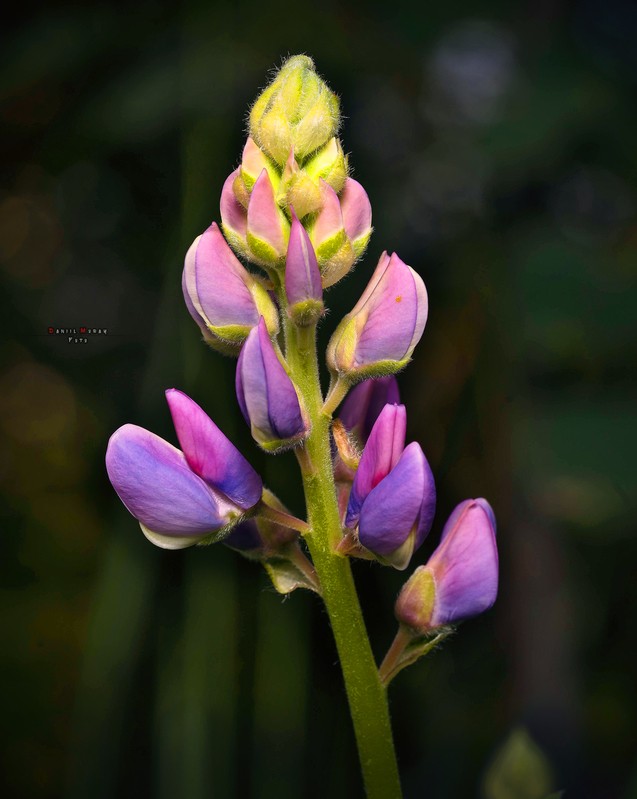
[182,222,278,350]
[309,181,355,288]
[395,499,498,631]
[327,251,428,380]
[246,169,290,267]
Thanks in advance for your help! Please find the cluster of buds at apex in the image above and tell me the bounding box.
[285,210,323,325]
[236,318,310,452]
[395,499,498,631]
[221,142,371,284]
[249,55,340,167]
[105,390,262,549]
[220,55,372,285]
[327,252,428,382]
[345,403,436,570]
[183,223,278,352]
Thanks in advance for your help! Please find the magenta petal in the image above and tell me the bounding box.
[106,424,228,536]
[428,499,499,626]
[339,376,400,442]
[285,210,322,305]
[340,178,372,241]
[247,169,287,256]
[358,442,430,556]
[184,223,259,329]
[220,169,247,237]
[165,389,262,510]
[346,403,406,527]
[236,318,306,445]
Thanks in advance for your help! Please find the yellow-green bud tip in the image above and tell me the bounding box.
[249,55,341,167]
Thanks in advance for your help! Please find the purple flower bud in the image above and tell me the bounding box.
[357,442,435,566]
[338,376,400,443]
[344,404,436,570]
[236,318,309,451]
[326,251,428,380]
[105,390,262,549]
[345,403,407,528]
[183,223,278,349]
[246,169,290,266]
[395,499,498,631]
[285,209,323,325]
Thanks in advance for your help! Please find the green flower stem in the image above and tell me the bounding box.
[283,317,403,799]
[322,375,351,418]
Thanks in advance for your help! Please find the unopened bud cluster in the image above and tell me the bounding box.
[106,56,498,668]
[219,56,372,287]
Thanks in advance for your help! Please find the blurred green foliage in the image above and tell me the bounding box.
[483,728,555,799]
[2,0,637,797]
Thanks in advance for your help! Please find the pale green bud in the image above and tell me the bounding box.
[278,150,324,218]
[249,55,340,167]
[304,138,348,194]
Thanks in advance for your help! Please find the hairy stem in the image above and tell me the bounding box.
[284,315,403,799]
[257,501,311,535]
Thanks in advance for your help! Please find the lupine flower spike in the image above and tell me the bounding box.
[106,54,499,796]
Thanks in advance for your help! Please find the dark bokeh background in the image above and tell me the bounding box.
[2,1,637,797]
